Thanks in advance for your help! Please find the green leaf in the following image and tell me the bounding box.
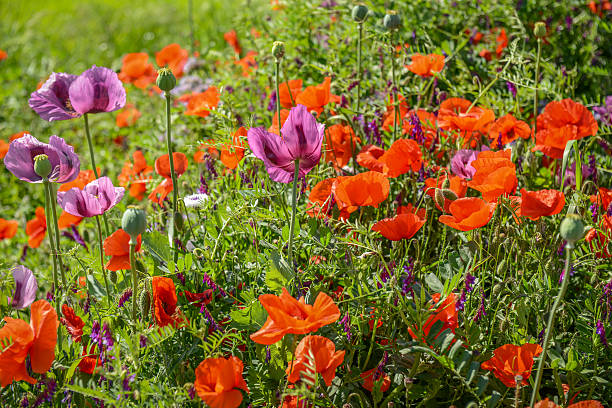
[425,273,444,293]
[466,361,480,385]
[142,231,171,263]
[229,301,267,331]
[87,274,106,299]
[476,375,489,396]
[266,251,294,292]
[561,139,576,190]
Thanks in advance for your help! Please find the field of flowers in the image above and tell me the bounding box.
[0,0,611,407]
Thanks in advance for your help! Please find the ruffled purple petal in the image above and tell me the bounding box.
[247,127,295,183]
[69,65,126,114]
[281,104,325,160]
[10,265,38,310]
[48,135,80,183]
[28,73,81,121]
[58,187,103,217]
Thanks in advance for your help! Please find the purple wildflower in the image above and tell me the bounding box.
[596,320,608,346]
[588,154,598,185]
[456,273,476,312]
[409,113,424,143]
[118,289,132,308]
[559,265,575,284]
[593,96,612,126]
[122,371,136,392]
[374,351,389,381]
[101,322,114,350]
[267,90,277,111]
[31,378,57,407]
[473,289,486,322]
[265,346,271,363]
[340,312,351,341]
[506,81,517,98]
[10,265,37,310]
[140,335,148,348]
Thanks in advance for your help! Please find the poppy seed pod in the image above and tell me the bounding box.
[533,22,546,38]
[121,207,147,243]
[109,270,118,284]
[33,154,52,179]
[383,11,401,31]
[272,41,285,61]
[441,188,458,201]
[559,214,585,244]
[156,67,176,92]
[351,4,368,22]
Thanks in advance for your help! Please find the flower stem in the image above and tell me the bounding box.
[42,180,60,314]
[188,0,196,54]
[164,92,180,263]
[533,38,542,135]
[83,114,110,236]
[130,241,138,323]
[275,59,283,138]
[46,182,66,287]
[529,242,573,406]
[287,160,299,269]
[389,33,399,143]
[356,22,363,113]
[95,215,112,306]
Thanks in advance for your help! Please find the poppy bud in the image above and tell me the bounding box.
[109,270,118,284]
[122,207,146,244]
[434,188,445,209]
[533,22,546,38]
[174,211,185,232]
[33,154,52,179]
[351,4,369,22]
[156,67,176,92]
[272,41,285,61]
[441,177,450,190]
[560,214,585,244]
[139,287,151,318]
[383,11,401,31]
[441,189,458,201]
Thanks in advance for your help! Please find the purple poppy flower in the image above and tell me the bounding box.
[450,146,490,179]
[4,134,80,184]
[247,104,324,183]
[10,265,38,309]
[68,65,126,115]
[57,176,125,217]
[28,73,81,121]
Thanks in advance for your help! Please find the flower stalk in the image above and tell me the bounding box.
[288,160,299,269]
[95,215,112,306]
[130,240,138,323]
[42,179,60,316]
[83,113,110,236]
[45,181,66,287]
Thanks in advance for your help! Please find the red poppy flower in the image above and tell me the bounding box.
[406,53,445,77]
[378,139,423,177]
[534,399,604,408]
[424,175,468,212]
[382,94,409,132]
[439,197,496,231]
[149,152,189,206]
[235,51,258,77]
[286,335,345,386]
[357,144,386,173]
[116,105,141,128]
[152,276,181,327]
[437,98,495,146]
[467,149,517,202]
[250,288,340,345]
[78,343,100,374]
[590,188,612,210]
[184,87,220,118]
[118,151,153,201]
[26,207,46,249]
[372,211,426,241]
[0,218,18,241]
[325,124,360,169]
[0,50,6,61]
[103,229,142,271]
[333,171,390,219]
[295,77,337,114]
[195,356,249,408]
[360,367,391,392]
[60,304,85,343]
[118,53,157,89]
[155,43,189,78]
[488,114,531,145]
[219,127,247,169]
[481,343,543,387]
[0,300,58,387]
[182,290,213,307]
[223,30,242,55]
[398,203,427,218]
[278,79,303,108]
[494,27,508,57]
[306,177,345,219]
[585,216,612,258]
[408,293,458,342]
[519,188,565,220]
[533,99,598,159]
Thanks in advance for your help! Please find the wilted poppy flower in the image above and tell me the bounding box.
[148,152,188,206]
[519,189,565,220]
[103,229,142,270]
[437,98,495,145]
[194,356,249,408]
[152,276,181,327]
[357,145,386,173]
[58,176,125,218]
[156,43,189,77]
[248,104,324,183]
[325,124,360,168]
[68,65,126,115]
[116,105,141,128]
[408,293,458,342]
[118,53,157,89]
[0,218,18,241]
[378,139,423,177]
[439,197,496,231]
[286,335,345,386]
[184,86,220,118]
[534,99,599,158]
[26,207,47,249]
[534,398,604,408]
[372,210,426,241]
[278,79,303,108]
[118,151,153,201]
[250,287,340,345]
[406,53,445,77]
[28,73,81,121]
[10,265,37,310]
[78,343,100,374]
[488,114,531,145]
[425,175,468,212]
[4,134,80,184]
[333,171,390,218]
[295,77,339,114]
[223,30,242,55]
[219,127,247,169]
[361,367,391,392]
[60,304,85,343]
[0,299,58,387]
[481,343,543,387]
[467,149,517,202]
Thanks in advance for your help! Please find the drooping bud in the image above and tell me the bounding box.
[560,214,585,244]
[441,189,458,201]
[434,188,446,210]
[122,206,147,244]
[534,22,546,38]
[383,11,401,31]
[33,154,52,179]
[441,177,450,190]
[272,41,285,61]
[351,4,369,23]
[156,67,176,92]
[139,287,151,318]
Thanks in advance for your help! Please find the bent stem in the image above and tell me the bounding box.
[46,181,66,287]
[95,215,112,307]
[529,242,573,406]
[84,114,110,236]
[130,241,138,323]
[287,160,300,269]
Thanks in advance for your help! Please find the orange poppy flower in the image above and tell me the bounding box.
[437,98,495,145]
[325,124,360,168]
[585,216,612,258]
[534,398,604,408]
[377,139,423,177]
[295,77,334,115]
[382,94,409,132]
[306,177,345,219]
[268,109,290,136]
[408,293,458,342]
[439,197,496,231]
[279,79,303,108]
[194,139,220,163]
[0,300,58,387]
[118,151,153,201]
[57,212,83,230]
[519,189,565,220]
[103,229,142,271]
[118,52,157,89]
[590,188,612,210]
[406,53,445,77]
[467,150,517,202]
[235,51,258,77]
[116,105,141,128]
[194,356,249,408]
[152,276,181,327]
[219,127,247,169]
[0,50,6,61]
[78,343,100,374]
[357,144,386,173]
[286,335,345,386]
[250,287,340,345]
[533,99,598,159]
[155,43,189,77]
[424,175,468,212]
[481,343,543,387]
[333,171,390,219]
[279,395,308,408]
[488,114,531,145]
[184,86,220,118]
[372,211,426,241]
[397,203,427,218]
[0,218,18,240]
[26,207,47,249]
[149,152,188,206]
[223,30,242,55]
[360,367,391,392]
[494,28,508,57]
[60,304,85,343]
[0,140,9,159]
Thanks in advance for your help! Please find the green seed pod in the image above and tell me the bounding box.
[271,41,285,61]
[434,188,446,209]
[139,288,151,318]
[492,282,504,297]
[560,214,585,243]
[109,270,118,284]
[351,4,368,23]
[174,211,185,232]
[156,67,176,92]
[383,11,401,31]
[33,154,52,179]
[534,22,547,38]
[122,206,147,243]
[441,188,458,201]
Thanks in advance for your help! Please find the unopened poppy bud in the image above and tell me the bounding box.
[441,189,458,201]
[441,177,450,190]
[109,270,118,284]
[434,188,445,209]
[272,41,285,61]
[156,67,176,92]
[351,4,369,22]
[174,211,185,232]
[533,22,546,38]
[122,207,147,243]
[560,214,585,244]
[33,154,52,179]
[139,288,151,318]
[383,11,401,31]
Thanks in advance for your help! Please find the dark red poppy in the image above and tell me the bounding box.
[60,304,85,343]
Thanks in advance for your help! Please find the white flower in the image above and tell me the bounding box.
[183,193,209,208]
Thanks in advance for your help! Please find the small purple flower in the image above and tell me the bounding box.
[29,73,81,121]
[91,321,102,345]
[340,312,351,341]
[118,289,132,308]
[10,265,38,310]
[456,273,476,312]
[506,81,517,98]
[68,65,126,115]
[265,346,271,363]
[596,320,607,346]
[122,372,136,392]
[247,104,324,183]
[62,225,88,250]
[57,176,124,217]
[101,322,114,350]
[139,334,148,348]
[267,90,277,111]
[409,113,424,143]
[593,96,612,126]
[4,134,80,184]
[473,289,486,322]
